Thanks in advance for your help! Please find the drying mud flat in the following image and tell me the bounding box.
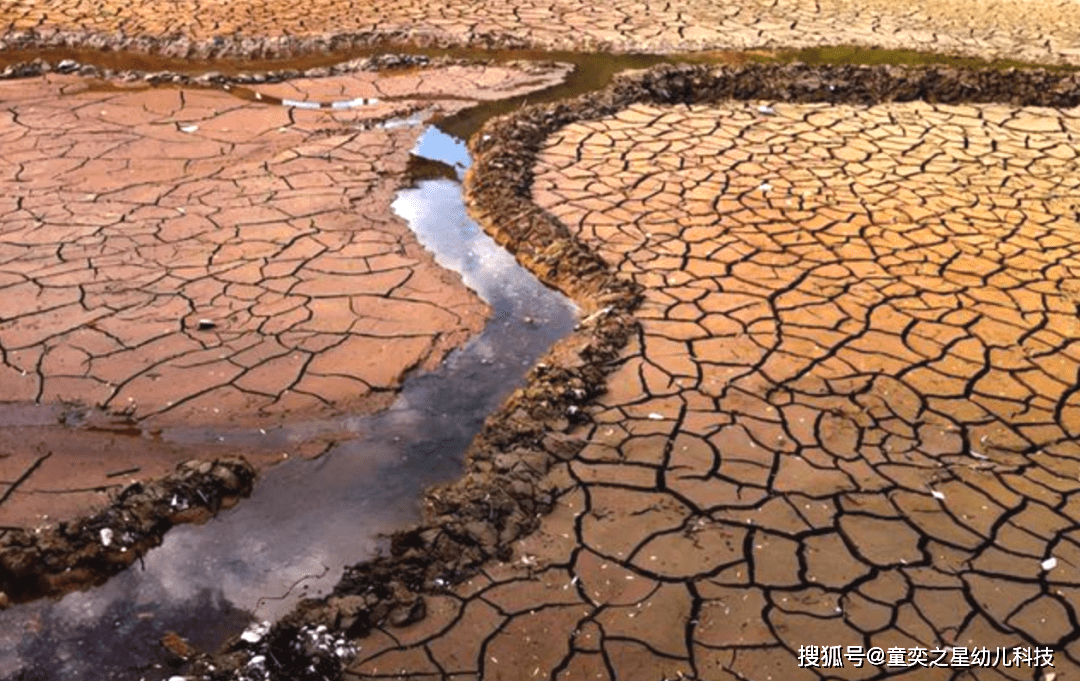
[6,0,1080,66]
[274,65,1080,681]
[0,58,572,602]
[3,1,1080,680]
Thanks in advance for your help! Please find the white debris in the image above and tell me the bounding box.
[254,92,263,101]
[930,490,946,501]
[759,182,772,192]
[1042,557,1058,571]
[99,528,113,547]
[970,449,989,460]
[241,621,271,644]
[281,99,321,110]
[758,104,776,115]
[180,125,198,133]
[296,624,356,659]
[647,413,664,420]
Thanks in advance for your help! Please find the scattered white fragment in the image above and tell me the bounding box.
[758,104,776,115]
[931,490,946,501]
[1045,672,1057,681]
[281,98,321,110]
[99,528,113,547]
[254,92,263,101]
[241,621,271,644]
[1042,557,1058,571]
[970,450,989,460]
[647,412,664,420]
[759,182,772,192]
[180,124,198,133]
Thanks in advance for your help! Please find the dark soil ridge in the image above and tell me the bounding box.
[0,52,433,83]
[0,457,254,608]
[0,28,533,66]
[190,61,1080,681]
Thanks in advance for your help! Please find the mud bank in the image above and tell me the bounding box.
[183,60,1080,681]
[0,458,253,607]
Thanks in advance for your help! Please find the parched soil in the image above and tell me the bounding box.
[0,58,571,603]
[4,0,1080,677]
[230,64,1080,681]
[5,0,1080,66]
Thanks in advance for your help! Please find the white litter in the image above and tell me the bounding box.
[281,99,321,110]
[759,182,772,192]
[931,490,945,501]
[758,105,776,115]
[179,125,198,133]
[970,450,989,460]
[241,621,271,644]
[1042,557,1057,571]
[647,413,664,420]
[99,528,113,547]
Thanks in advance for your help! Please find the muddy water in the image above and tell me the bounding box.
[0,123,576,681]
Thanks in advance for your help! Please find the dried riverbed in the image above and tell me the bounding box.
[3,6,1080,681]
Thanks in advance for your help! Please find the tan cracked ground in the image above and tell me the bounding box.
[7,0,1080,65]
[342,101,1080,679]
[0,61,569,529]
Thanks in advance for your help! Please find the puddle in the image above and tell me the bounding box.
[0,124,576,681]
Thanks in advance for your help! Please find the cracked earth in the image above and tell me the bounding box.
[3,0,1080,679]
[334,94,1080,679]
[0,61,569,530]
[6,0,1080,65]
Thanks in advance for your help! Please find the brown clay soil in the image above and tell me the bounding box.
[0,58,571,603]
[5,0,1080,66]
[3,0,1080,680]
[241,64,1080,681]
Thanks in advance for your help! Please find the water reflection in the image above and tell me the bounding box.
[0,126,576,681]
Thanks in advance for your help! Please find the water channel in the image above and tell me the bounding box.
[0,113,576,680]
[2,40,1076,681]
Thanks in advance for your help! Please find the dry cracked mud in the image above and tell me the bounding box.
[0,58,571,600]
[3,0,1080,679]
[253,65,1080,681]
[6,0,1080,67]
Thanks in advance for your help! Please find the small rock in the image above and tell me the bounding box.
[99,528,113,547]
[1042,556,1057,571]
[388,598,425,627]
[161,630,196,660]
[196,318,216,330]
